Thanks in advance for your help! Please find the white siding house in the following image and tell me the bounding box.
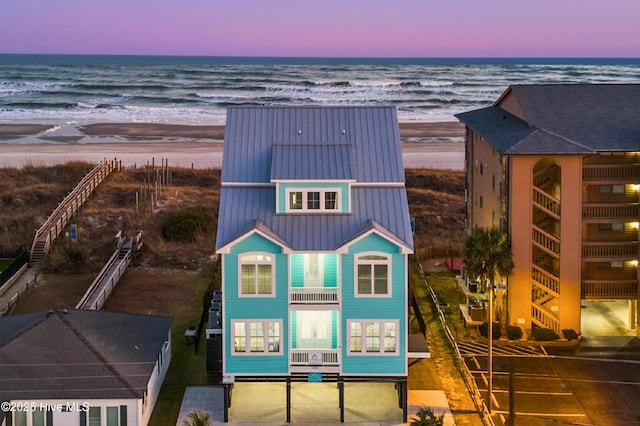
[0,310,171,426]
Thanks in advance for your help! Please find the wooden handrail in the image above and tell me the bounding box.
[30,160,117,263]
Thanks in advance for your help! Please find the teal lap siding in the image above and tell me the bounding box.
[340,233,407,375]
[224,233,289,375]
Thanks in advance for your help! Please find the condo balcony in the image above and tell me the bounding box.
[581,264,637,298]
[582,203,640,221]
[581,241,639,259]
[582,163,640,183]
[581,280,638,299]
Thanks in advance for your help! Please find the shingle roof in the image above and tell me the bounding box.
[456,84,640,154]
[216,106,413,252]
[0,310,171,400]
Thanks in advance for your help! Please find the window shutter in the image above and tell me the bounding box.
[79,411,86,426]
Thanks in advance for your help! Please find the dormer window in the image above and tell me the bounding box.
[290,191,303,210]
[286,188,341,212]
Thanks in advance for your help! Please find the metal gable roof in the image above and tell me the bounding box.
[217,106,413,253]
[457,84,640,154]
[270,144,355,181]
[216,186,413,252]
[0,310,171,401]
[222,106,404,183]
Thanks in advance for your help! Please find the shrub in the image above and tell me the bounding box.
[67,249,84,265]
[410,407,444,426]
[506,325,523,340]
[532,327,559,341]
[479,322,501,340]
[562,328,579,341]
[162,210,213,243]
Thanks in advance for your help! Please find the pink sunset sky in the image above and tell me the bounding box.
[1,0,639,57]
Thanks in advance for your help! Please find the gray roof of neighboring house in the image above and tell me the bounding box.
[455,84,640,154]
[0,310,171,401]
[216,106,413,252]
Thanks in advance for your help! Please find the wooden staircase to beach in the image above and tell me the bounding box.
[29,159,119,265]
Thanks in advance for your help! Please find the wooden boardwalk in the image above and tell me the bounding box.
[76,239,133,310]
[29,159,118,264]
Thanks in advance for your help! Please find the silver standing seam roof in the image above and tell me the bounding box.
[216,106,413,252]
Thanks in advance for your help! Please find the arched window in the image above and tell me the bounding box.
[239,253,275,296]
[355,253,391,296]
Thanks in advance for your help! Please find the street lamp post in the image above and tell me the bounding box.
[488,281,493,414]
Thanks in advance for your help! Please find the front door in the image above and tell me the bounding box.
[296,310,332,349]
[303,254,324,287]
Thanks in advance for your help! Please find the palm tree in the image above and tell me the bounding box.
[464,226,514,414]
[464,226,514,328]
[182,410,212,426]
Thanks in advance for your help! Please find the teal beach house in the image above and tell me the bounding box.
[215,106,414,421]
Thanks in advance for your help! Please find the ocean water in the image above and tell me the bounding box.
[1,55,640,125]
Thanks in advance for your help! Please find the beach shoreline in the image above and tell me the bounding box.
[0,121,465,169]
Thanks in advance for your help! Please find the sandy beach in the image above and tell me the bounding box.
[0,122,464,169]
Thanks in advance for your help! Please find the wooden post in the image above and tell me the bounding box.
[338,378,344,423]
[223,385,230,422]
[286,378,291,423]
[136,191,139,216]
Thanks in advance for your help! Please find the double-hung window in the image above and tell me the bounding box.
[239,253,275,296]
[232,320,282,354]
[355,253,391,296]
[347,320,398,355]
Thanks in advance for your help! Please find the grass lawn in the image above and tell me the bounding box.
[147,264,220,426]
[0,258,14,272]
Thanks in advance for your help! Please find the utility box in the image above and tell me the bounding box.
[470,306,484,321]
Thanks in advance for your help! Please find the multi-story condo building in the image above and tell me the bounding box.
[215,106,414,421]
[456,84,639,337]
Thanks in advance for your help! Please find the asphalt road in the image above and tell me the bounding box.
[462,341,640,426]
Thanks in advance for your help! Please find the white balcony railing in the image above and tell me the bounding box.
[290,287,339,304]
[290,349,340,366]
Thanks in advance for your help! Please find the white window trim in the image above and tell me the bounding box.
[347,319,400,356]
[285,188,342,213]
[238,252,276,297]
[231,319,283,356]
[354,252,392,297]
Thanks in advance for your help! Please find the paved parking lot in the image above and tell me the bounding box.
[464,338,640,426]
